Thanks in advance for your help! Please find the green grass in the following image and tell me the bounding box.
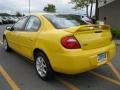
[111,28,120,39]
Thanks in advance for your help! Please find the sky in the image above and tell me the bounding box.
[0,0,95,15]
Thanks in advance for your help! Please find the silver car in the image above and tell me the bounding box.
[0,17,3,24]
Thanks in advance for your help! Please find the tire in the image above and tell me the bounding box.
[3,37,11,51]
[35,52,54,81]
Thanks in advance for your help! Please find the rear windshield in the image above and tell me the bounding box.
[44,14,87,29]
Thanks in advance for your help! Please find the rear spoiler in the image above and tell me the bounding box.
[65,25,111,33]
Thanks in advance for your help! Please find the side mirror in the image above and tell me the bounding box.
[6,26,14,31]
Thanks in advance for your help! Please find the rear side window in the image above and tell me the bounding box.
[25,16,40,32]
[14,17,28,31]
[44,14,86,29]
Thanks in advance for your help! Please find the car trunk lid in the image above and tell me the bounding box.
[64,25,112,50]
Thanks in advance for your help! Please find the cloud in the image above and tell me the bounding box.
[0,0,95,15]
[0,0,29,14]
[0,0,78,14]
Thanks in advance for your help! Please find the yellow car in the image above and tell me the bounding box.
[3,13,116,80]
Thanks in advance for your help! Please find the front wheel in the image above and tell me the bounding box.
[3,38,11,51]
[35,52,54,81]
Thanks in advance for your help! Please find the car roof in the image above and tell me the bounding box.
[29,13,84,17]
[29,13,57,16]
[30,12,82,15]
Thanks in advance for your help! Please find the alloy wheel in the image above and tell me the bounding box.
[36,56,47,77]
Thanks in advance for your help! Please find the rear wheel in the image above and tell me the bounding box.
[3,38,11,51]
[35,52,54,81]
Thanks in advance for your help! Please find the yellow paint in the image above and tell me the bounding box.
[0,66,20,90]
[57,77,80,90]
[89,71,120,86]
[107,62,120,81]
[3,13,116,74]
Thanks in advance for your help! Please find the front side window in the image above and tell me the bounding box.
[14,17,28,31]
[44,14,86,29]
[25,16,40,32]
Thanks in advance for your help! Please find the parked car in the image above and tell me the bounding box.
[80,15,93,24]
[3,13,116,80]
[66,14,93,24]
[1,16,9,24]
[5,16,11,23]
[13,17,19,22]
[17,17,22,20]
[8,16,15,23]
[0,17,3,24]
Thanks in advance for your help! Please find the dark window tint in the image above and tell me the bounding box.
[14,17,28,31]
[25,16,40,32]
[44,14,86,29]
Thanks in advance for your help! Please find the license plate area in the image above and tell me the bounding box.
[97,52,107,62]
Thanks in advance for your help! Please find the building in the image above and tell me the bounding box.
[99,0,120,28]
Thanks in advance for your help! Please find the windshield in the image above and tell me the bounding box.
[44,14,87,29]
[2,17,6,19]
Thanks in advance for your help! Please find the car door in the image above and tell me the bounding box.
[16,16,41,59]
[6,17,29,52]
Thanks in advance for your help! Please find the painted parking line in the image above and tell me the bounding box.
[56,77,80,90]
[0,65,20,90]
[0,38,119,89]
[107,62,120,81]
[89,71,120,86]
[0,38,79,90]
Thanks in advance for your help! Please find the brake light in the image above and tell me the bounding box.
[61,35,81,49]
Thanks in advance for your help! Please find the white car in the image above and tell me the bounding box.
[13,17,19,22]
[0,17,3,24]
[8,17,15,23]
[64,14,93,24]
[80,15,93,24]
[1,16,9,24]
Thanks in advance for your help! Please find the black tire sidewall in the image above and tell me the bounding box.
[3,38,11,51]
[35,52,53,80]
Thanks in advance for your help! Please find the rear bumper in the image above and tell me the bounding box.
[49,41,116,74]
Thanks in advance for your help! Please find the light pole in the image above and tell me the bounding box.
[95,0,99,21]
[29,0,30,13]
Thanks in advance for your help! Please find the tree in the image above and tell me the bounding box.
[0,13,10,16]
[16,12,22,17]
[71,0,90,16]
[95,0,99,21]
[90,0,94,18]
[71,0,106,20]
[43,4,56,13]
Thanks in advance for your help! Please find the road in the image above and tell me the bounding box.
[0,24,120,90]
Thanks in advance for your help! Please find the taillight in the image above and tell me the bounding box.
[61,35,81,49]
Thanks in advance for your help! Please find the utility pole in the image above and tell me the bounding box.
[29,0,30,13]
[95,0,99,21]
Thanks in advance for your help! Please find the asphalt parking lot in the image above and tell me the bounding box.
[0,24,120,90]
